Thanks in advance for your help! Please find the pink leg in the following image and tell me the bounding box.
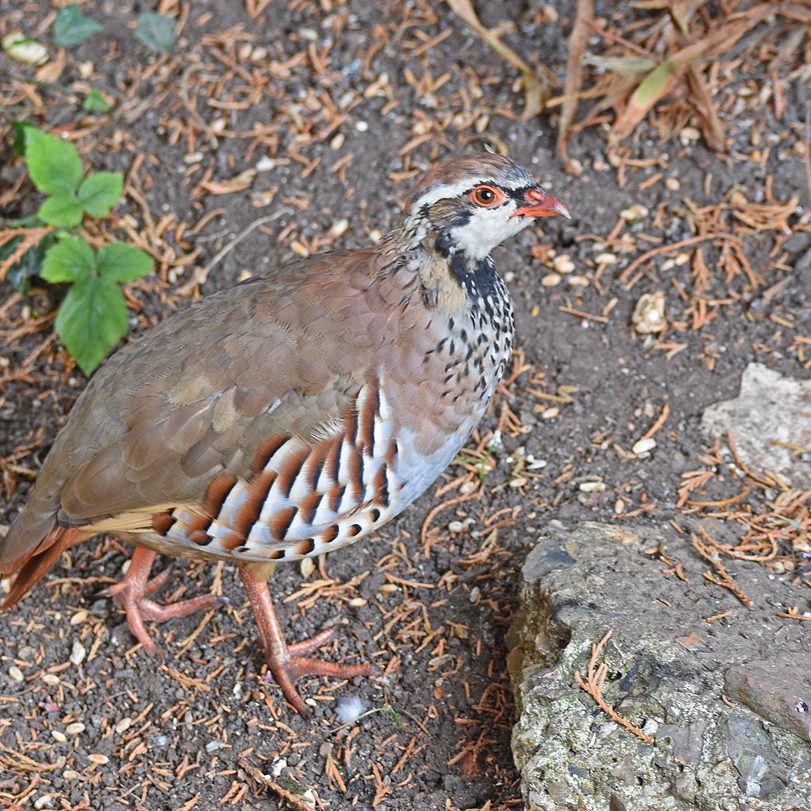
[104,548,225,655]
[238,565,374,717]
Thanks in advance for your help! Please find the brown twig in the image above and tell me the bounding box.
[0,227,53,281]
[574,630,654,744]
[557,0,593,175]
[421,488,482,557]
[619,232,743,285]
[641,403,670,440]
[691,529,753,607]
[239,757,314,810]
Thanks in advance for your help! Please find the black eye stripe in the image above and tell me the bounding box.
[462,183,532,206]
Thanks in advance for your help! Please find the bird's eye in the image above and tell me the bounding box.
[469,185,502,207]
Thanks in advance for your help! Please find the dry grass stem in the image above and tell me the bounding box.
[574,631,654,744]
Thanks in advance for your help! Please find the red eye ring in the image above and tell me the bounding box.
[469,185,503,207]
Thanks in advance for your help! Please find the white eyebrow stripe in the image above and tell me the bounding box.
[410,177,533,215]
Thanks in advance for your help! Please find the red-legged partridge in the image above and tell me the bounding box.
[0,154,570,716]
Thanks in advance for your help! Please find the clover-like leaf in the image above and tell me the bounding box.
[24,128,82,196]
[53,5,103,47]
[83,88,111,112]
[42,237,94,283]
[37,193,84,227]
[135,12,176,52]
[55,276,128,375]
[77,172,123,218]
[97,242,154,282]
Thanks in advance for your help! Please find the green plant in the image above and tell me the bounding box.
[52,5,103,48]
[2,126,153,374]
[24,127,122,227]
[41,237,152,374]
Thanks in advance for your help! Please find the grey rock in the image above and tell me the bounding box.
[508,522,811,811]
[701,364,811,487]
[725,662,811,743]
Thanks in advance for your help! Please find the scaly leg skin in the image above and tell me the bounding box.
[103,547,226,655]
[238,564,374,717]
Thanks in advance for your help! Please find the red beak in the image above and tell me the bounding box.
[513,188,572,220]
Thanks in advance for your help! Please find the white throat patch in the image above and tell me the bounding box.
[450,205,531,259]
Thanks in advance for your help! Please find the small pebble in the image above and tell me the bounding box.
[2,32,48,65]
[115,718,132,735]
[620,203,649,222]
[329,219,349,239]
[552,254,575,274]
[633,437,657,455]
[679,126,701,144]
[69,641,87,666]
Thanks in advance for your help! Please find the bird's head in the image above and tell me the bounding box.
[401,153,571,260]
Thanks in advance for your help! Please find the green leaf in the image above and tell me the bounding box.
[10,121,37,156]
[134,12,176,52]
[42,237,95,283]
[97,242,154,282]
[38,193,84,227]
[77,172,123,218]
[53,5,103,47]
[83,88,111,112]
[25,128,83,196]
[55,276,128,374]
[6,238,49,295]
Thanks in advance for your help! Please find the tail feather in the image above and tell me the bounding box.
[0,524,82,610]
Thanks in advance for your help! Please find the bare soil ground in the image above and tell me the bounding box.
[0,2,809,810]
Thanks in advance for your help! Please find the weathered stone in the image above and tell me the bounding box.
[508,522,811,811]
[725,661,811,743]
[701,363,811,488]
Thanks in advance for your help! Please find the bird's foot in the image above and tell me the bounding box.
[103,547,226,655]
[239,566,374,717]
[265,626,374,713]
